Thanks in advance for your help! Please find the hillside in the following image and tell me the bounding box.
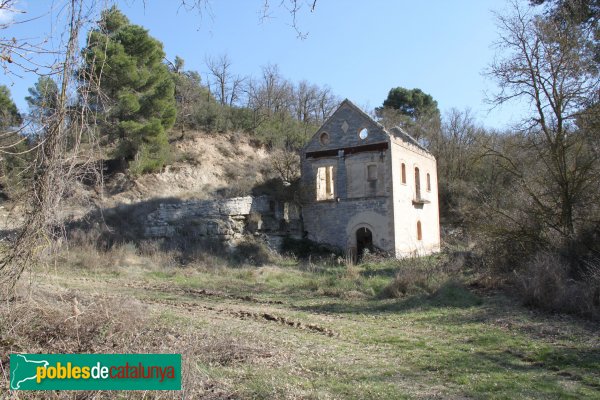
[0,131,287,238]
[1,128,599,400]
[103,131,282,206]
[1,1,599,398]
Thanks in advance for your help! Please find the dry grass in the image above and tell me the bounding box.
[1,242,598,398]
[197,334,275,367]
[0,282,269,399]
[379,253,465,299]
[0,238,284,399]
[518,251,600,319]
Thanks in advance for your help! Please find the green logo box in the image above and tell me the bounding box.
[10,354,181,390]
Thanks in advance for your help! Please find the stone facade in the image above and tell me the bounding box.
[301,99,441,258]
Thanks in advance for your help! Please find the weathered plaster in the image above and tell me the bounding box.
[301,99,441,258]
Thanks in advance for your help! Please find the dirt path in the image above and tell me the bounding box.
[45,273,339,338]
[17,265,599,399]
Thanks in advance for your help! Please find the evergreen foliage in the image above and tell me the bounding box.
[380,87,440,121]
[0,85,22,130]
[82,6,176,173]
[0,85,27,197]
[25,76,59,120]
[376,87,441,143]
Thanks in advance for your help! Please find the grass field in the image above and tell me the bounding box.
[1,247,599,399]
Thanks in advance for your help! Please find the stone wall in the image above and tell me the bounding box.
[301,100,396,255]
[389,136,441,257]
[301,197,394,252]
[144,195,301,242]
[300,99,441,258]
[304,100,389,153]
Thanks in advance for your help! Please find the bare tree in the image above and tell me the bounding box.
[205,53,231,106]
[229,74,245,107]
[316,85,338,121]
[259,0,318,39]
[0,0,101,294]
[437,108,483,183]
[0,1,57,75]
[272,148,300,183]
[260,63,293,117]
[205,54,245,107]
[487,1,599,241]
[180,0,318,39]
[246,63,293,124]
[293,80,318,123]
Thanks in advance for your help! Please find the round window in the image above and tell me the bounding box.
[358,128,368,140]
[320,132,330,145]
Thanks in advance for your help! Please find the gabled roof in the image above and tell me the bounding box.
[312,98,430,154]
[337,98,388,131]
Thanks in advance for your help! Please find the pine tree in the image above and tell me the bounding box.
[82,6,176,173]
[0,85,27,197]
[0,85,22,130]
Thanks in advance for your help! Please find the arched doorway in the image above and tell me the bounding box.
[356,227,373,259]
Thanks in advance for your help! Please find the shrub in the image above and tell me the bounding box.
[517,251,600,319]
[128,140,170,175]
[379,253,465,299]
[380,263,434,298]
[0,288,237,398]
[231,237,273,266]
[429,281,482,307]
[216,143,233,158]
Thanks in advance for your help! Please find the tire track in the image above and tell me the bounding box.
[141,297,338,337]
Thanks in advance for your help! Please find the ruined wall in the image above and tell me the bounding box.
[301,145,395,254]
[301,100,396,254]
[301,197,394,253]
[345,152,388,198]
[144,196,301,242]
[304,102,389,154]
[301,99,441,258]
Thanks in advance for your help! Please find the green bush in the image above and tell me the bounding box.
[252,115,316,150]
[379,253,464,299]
[128,141,169,175]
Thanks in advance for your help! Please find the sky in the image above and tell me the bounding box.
[0,0,532,130]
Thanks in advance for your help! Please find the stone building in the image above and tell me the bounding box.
[301,99,441,258]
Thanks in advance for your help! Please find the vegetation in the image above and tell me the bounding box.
[82,6,177,174]
[169,56,213,135]
[0,1,599,397]
[0,0,597,315]
[479,0,599,316]
[370,1,600,320]
[1,244,598,398]
[165,55,339,150]
[0,85,27,196]
[376,86,442,142]
[25,76,58,123]
[0,85,21,130]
